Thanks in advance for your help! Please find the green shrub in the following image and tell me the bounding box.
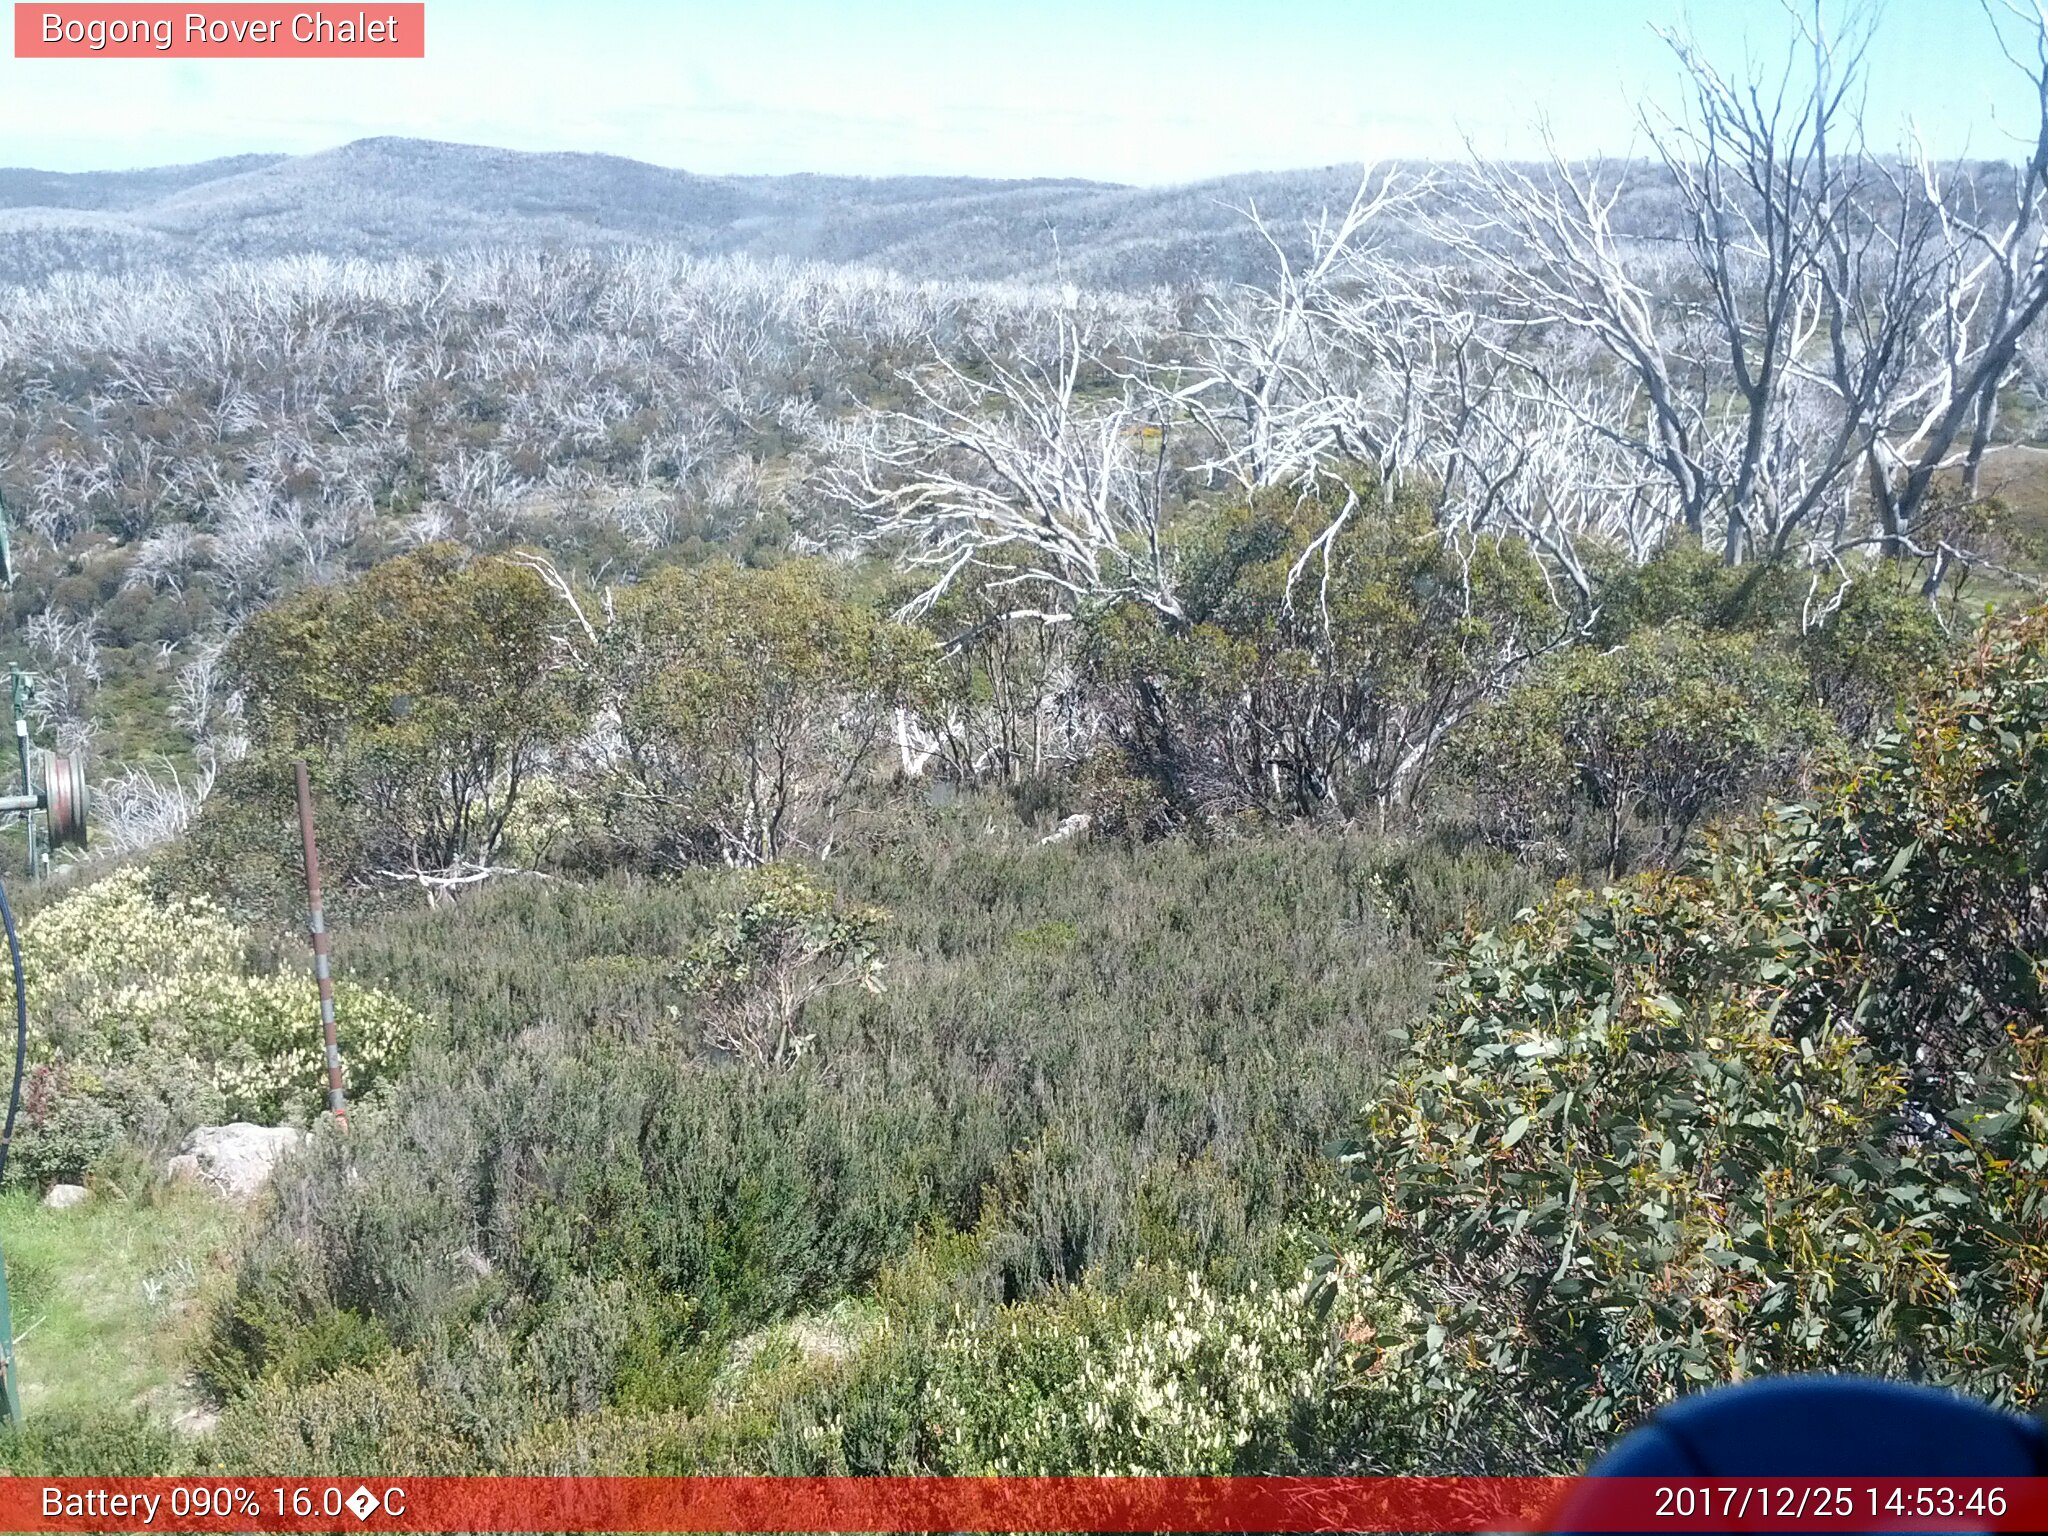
[211,1352,493,1475]
[198,1240,395,1401]
[897,563,1078,788]
[1587,540,1802,642]
[199,1036,984,1407]
[1452,622,1827,872]
[0,1411,187,1475]
[908,1264,1367,1474]
[712,1235,1405,1477]
[678,866,887,1068]
[1007,919,1080,955]
[1797,578,1949,742]
[1082,482,1555,825]
[592,560,935,867]
[211,1337,716,1476]
[153,756,370,927]
[222,543,586,891]
[1583,545,1948,747]
[1078,748,1180,844]
[6,1069,118,1186]
[1340,607,2048,1469]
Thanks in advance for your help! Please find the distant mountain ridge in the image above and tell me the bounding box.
[0,152,287,212]
[0,136,1381,290]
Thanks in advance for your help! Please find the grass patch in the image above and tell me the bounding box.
[0,1186,242,1424]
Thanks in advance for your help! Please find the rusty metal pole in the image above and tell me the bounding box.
[294,760,347,1128]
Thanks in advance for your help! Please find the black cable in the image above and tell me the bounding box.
[0,875,25,1188]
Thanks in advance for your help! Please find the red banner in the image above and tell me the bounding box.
[6,1477,2048,1532]
[13,5,424,58]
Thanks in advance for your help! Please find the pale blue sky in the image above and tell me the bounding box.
[0,1,2030,183]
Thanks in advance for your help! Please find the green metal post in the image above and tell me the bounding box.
[0,500,26,1422]
[0,673,20,1421]
[9,674,30,882]
[0,1248,20,1426]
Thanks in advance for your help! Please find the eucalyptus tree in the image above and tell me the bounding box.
[1432,1,2048,574]
[1167,167,1428,495]
[845,308,1187,628]
[1881,0,2048,578]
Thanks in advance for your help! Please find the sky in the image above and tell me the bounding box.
[0,1,2034,184]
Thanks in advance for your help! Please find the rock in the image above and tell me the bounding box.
[40,1183,88,1210]
[1039,813,1092,846]
[168,1123,304,1200]
[170,1403,220,1438]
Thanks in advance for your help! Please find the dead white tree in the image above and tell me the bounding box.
[1170,167,1427,494]
[1423,341,1657,605]
[1428,7,1956,568]
[94,756,217,854]
[1876,0,2048,568]
[845,310,1183,627]
[1436,2,2048,579]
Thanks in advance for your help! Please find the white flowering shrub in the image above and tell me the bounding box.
[7,867,421,1145]
[908,1262,1392,1475]
[25,865,245,1002]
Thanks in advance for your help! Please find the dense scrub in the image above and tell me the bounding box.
[170,606,2048,1475]
[8,479,1999,1475]
[1342,611,2048,1468]
[168,504,1954,936]
[189,824,1530,1469]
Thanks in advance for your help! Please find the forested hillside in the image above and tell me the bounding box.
[0,2,2045,1480]
[0,140,1389,289]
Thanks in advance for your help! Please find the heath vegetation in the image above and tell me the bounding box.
[2,0,2047,1479]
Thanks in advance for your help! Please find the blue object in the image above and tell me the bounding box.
[1548,1377,2048,1533]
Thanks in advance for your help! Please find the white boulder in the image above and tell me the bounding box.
[40,1183,89,1210]
[167,1123,304,1200]
[1039,813,1092,846]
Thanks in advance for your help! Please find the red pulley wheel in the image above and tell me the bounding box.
[35,748,87,850]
